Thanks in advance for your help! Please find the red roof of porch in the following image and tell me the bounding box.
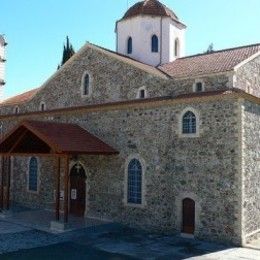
[0,120,119,155]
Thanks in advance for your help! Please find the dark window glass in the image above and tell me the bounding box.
[83,74,90,96]
[127,159,142,204]
[29,157,38,192]
[182,111,196,134]
[139,89,145,99]
[175,39,179,57]
[151,35,159,53]
[127,37,132,54]
[41,103,45,111]
[196,82,203,92]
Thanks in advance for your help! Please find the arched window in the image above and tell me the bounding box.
[28,157,38,192]
[40,102,46,111]
[14,106,19,114]
[82,73,90,96]
[137,86,147,99]
[151,35,159,53]
[175,38,179,57]
[195,82,204,92]
[127,37,132,54]
[182,111,196,134]
[127,159,142,204]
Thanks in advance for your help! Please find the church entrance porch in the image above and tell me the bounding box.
[0,120,118,230]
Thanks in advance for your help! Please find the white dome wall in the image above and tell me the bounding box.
[116,16,186,66]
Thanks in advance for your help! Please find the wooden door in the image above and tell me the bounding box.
[182,198,195,234]
[69,164,86,217]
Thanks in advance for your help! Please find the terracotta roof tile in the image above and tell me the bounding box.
[0,88,40,106]
[121,0,185,27]
[0,120,118,155]
[159,43,260,78]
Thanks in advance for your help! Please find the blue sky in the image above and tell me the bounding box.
[1,0,260,98]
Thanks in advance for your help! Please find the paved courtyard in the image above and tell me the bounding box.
[0,219,259,259]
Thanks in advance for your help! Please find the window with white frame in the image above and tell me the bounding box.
[182,111,197,134]
[14,106,19,114]
[28,157,38,192]
[81,72,91,97]
[127,159,142,204]
[193,81,205,92]
[137,87,147,99]
[40,102,46,111]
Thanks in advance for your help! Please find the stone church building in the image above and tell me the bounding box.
[0,0,259,246]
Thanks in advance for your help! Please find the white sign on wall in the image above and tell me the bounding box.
[53,190,64,201]
[71,189,77,200]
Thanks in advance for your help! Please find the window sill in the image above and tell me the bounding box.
[124,202,146,209]
[81,94,91,99]
[179,133,200,138]
[27,189,39,195]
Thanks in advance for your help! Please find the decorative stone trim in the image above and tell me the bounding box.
[136,86,148,99]
[178,107,200,138]
[123,154,146,208]
[13,106,19,114]
[39,101,46,111]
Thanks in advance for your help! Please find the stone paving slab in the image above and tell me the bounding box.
[0,221,31,234]
[0,220,260,259]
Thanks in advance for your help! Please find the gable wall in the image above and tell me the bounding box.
[0,46,233,116]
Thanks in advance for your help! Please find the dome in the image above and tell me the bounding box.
[121,0,179,22]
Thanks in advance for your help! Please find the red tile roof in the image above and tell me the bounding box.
[0,120,119,155]
[120,0,185,27]
[0,88,40,106]
[159,43,260,78]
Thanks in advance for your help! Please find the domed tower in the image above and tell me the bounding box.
[0,35,7,100]
[115,0,186,66]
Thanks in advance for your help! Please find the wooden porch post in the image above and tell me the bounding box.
[6,156,11,210]
[55,156,61,221]
[0,156,4,210]
[64,155,69,223]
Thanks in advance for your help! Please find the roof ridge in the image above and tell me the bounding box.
[177,42,260,61]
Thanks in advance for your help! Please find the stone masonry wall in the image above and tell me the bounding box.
[236,55,260,97]
[242,100,260,242]
[0,45,233,115]
[2,96,242,245]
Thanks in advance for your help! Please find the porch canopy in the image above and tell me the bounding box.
[0,120,118,223]
[0,120,118,156]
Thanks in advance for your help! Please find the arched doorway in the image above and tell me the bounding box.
[182,198,195,234]
[70,163,86,217]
